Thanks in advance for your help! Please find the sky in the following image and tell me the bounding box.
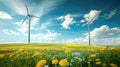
[0,0,120,45]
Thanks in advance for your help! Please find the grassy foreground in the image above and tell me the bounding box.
[0,43,120,67]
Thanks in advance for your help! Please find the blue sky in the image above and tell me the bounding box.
[0,0,120,45]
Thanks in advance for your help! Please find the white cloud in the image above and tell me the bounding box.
[57,16,64,21]
[14,20,34,33]
[66,25,120,45]
[40,22,52,29]
[58,14,74,29]
[0,0,63,28]
[87,25,120,38]
[81,10,100,24]
[67,37,120,45]
[31,0,63,27]
[0,11,12,19]
[3,29,18,35]
[0,0,26,16]
[31,29,61,40]
[103,9,117,19]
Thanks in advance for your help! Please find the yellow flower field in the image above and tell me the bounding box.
[0,43,120,67]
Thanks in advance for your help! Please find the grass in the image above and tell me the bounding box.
[0,43,120,67]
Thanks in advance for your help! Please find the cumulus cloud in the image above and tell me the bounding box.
[58,14,74,29]
[81,10,100,24]
[31,29,61,40]
[66,25,120,45]
[3,29,18,35]
[0,11,12,19]
[67,37,120,45]
[87,25,120,38]
[102,9,117,19]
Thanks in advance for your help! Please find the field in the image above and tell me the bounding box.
[0,43,120,67]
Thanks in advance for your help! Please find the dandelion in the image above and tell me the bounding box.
[59,59,68,67]
[52,59,58,65]
[95,58,100,61]
[100,47,106,51]
[9,54,16,58]
[36,60,46,67]
[92,49,95,52]
[110,63,118,67]
[0,54,5,59]
[64,49,71,53]
[18,46,26,52]
[96,61,101,65]
[90,54,96,58]
[32,52,40,58]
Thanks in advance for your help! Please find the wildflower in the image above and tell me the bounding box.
[59,59,68,67]
[32,52,40,58]
[0,54,5,59]
[110,63,118,67]
[65,49,71,53]
[92,49,95,52]
[95,58,100,61]
[18,46,26,52]
[100,47,106,51]
[90,54,96,58]
[9,54,16,58]
[96,61,101,65]
[52,59,58,64]
[36,60,46,67]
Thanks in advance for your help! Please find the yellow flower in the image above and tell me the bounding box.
[52,59,58,64]
[110,63,118,67]
[59,59,68,67]
[100,47,106,51]
[18,46,26,52]
[96,61,101,65]
[95,58,100,61]
[0,54,5,59]
[36,60,46,67]
[64,49,71,53]
[90,54,96,58]
[9,54,16,58]
[92,49,95,52]
[32,52,40,58]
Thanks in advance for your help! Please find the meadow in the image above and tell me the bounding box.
[0,43,120,67]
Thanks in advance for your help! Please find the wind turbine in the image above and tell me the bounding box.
[85,14,98,46]
[21,0,39,43]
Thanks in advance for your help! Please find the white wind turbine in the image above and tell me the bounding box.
[21,0,39,43]
[85,14,98,46]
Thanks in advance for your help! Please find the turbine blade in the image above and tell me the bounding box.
[21,16,28,25]
[30,15,39,18]
[88,14,98,23]
[24,0,29,14]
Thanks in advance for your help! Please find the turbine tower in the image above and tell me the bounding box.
[21,0,39,43]
[85,14,98,46]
